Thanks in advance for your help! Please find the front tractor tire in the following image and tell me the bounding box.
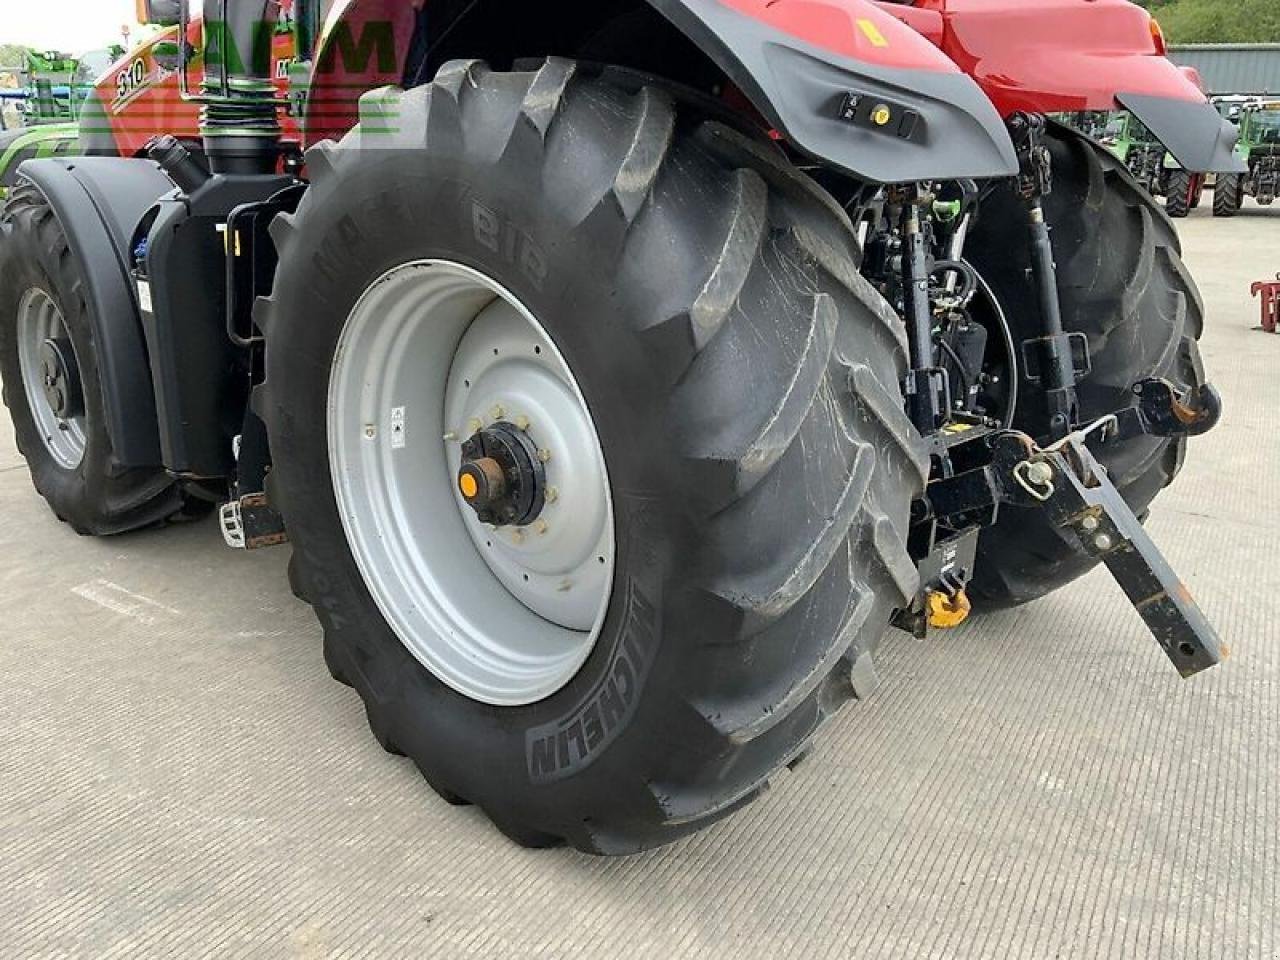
[1213,173,1242,217]
[256,61,924,853]
[1163,169,1195,219]
[0,183,192,535]
[965,125,1206,609]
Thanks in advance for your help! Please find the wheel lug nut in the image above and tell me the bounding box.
[511,529,526,544]
[491,405,505,421]
[545,486,559,504]
[537,449,552,463]
[467,418,483,434]
[514,415,530,431]
[534,519,549,535]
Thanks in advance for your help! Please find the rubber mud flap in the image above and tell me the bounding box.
[1119,92,1246,174]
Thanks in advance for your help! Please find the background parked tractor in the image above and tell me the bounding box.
[1093,110,1207,217]
[12,48,123,126]
[0,46,124,198]
[0,0,1238,854]
[1213,94,1255,125]
[1214,98,1280,215]
[1100,111,1164,193]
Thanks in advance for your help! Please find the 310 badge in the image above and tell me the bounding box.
[113,57,154,111]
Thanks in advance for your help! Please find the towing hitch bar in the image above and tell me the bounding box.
[926,416,1228,679]
[1012,429,1227,677]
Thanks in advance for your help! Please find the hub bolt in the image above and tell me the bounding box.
[1094,533,1114,552]
[1080,516,1100,533]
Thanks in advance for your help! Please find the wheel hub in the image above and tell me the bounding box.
[16,287,87,470]
[457,422,546,527]
[39,337,82,420]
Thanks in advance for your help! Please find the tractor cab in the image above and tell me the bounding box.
[1240,100,1280,147]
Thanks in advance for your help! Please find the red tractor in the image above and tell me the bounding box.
[0,0,1239,853]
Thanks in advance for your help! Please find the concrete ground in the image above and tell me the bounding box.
[1,200,1278,960]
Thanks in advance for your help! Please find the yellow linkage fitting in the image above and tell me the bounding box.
[927,589,972,629]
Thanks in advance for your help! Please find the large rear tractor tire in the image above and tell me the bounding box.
[1213,174,1242,217]
[965,125,1205,609]
[0,182,194,535]
[256,62,925,854]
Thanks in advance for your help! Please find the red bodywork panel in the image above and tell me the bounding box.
[887,0,1205,116]
[91,0,1207,160]
[716,0,951,71]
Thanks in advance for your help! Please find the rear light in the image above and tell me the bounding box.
[1150,18,1168,56]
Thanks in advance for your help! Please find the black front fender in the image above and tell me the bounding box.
[15,157,175,468]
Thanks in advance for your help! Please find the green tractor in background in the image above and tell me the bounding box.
[1092,110,1205,218]
[17,48,124,127]
[0,46,123,200]
[18,50,82,126]
[1213,99,1280,217]
[1100,111,1167,195]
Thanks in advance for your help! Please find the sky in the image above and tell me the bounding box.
[1,0,145,53]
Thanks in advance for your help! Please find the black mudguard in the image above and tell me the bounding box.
[1119,93,1246,174]
[14,157,174,468]
[647,0,1018,183]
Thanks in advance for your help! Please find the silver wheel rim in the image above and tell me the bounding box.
[16,288,87,470]
[328,260,616,706]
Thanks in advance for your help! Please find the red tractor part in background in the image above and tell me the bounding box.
[1254,275,1280,334]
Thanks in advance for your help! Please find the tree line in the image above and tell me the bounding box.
[1137,0,1280,44]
